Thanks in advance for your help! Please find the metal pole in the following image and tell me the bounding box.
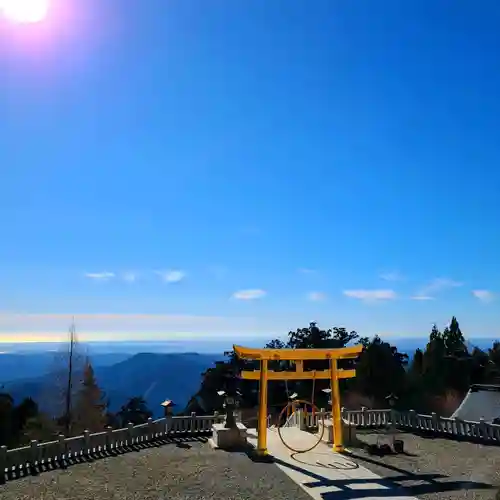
[257,359,268,456]
[330,358,343,452]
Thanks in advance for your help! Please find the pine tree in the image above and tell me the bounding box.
[72,361,107,435]
[0,392,14,446]
[117,397,152,426]
[429,324,441,342]
[425,318,469,395]
[422,325,447,394]
[442,316,467,357]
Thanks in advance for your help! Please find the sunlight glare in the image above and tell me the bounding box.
[1,0,49,24]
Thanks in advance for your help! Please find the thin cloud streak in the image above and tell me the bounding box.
[157,270,186,283]
[122,272,137,283]
[412,278,462,300]
[298,268,317,275]
[85,272,115,280]
[380,271,404,282]
[232,289,266,300]
[472,290,494,303]
[343,289,396,301]
[307,291,326,302]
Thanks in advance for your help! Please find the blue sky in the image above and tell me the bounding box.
[1,0,499,342]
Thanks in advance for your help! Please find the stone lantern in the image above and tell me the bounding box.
[217,388,242,429]
[161,399,177,417]
[161,399,176,433]
[209,371,247,450]
[322,387,332,405]
[385,393,398,409]
[385,393,404,453]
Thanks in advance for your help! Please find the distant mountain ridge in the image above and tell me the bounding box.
[0,352,132,383]
[1,337,497,419]
[1,352,220,418]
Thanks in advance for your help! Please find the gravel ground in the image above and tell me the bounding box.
[348,430,500,500]
[0,439,311,500]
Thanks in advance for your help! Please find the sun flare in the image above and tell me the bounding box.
[1,0,49,24]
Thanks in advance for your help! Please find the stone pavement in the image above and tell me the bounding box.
[246,427,420,500]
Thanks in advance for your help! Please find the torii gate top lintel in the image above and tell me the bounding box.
[232,344,363,361]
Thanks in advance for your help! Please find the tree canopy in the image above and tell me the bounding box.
[116,396,153,426]
[71,361,108,434]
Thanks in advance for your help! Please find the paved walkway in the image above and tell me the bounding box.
[246,428,419,500]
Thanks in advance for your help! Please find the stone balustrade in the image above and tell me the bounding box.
[0,412,224,481]
[3,406,499,480]
[299,407,500,445]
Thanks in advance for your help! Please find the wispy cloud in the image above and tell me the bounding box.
[472,290,495,303]
[380,271,404,282]
[411,295,434,301]
[298,268,317,275]
[122,272,137,283]
[85,272,115,281]
[307,291,326,301]
[156,270,186,283]
[412,278,462,301]
[232,289,266,300]
[343,289,396,301]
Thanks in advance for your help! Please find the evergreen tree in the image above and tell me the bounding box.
[422,325,447,394]
[442,316,467,357]
[410,349,424,377]
[72,361,107,434]
[12,397,39,441]
[116,397,153,426]
[21,413,58,444]
[488,342,500,381]
[0,392,14,446]
[468,347,490,384]
[353,336,408,406]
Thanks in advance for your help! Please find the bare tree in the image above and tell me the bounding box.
[40,319,87,435]
[63,320,76,434]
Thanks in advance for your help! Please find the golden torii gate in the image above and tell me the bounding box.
[233,344,363,456]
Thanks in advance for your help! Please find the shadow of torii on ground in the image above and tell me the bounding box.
[272,451,495,500]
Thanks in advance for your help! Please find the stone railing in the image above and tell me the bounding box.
[290,407,500,445]
[1,412,223,481]
[341,407,500,445]
[289,408,332,429]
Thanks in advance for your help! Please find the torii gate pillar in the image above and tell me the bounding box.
[257,359,268,456]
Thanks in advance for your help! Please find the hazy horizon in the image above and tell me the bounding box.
[1,311,498,345]
[0,336,497,357]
